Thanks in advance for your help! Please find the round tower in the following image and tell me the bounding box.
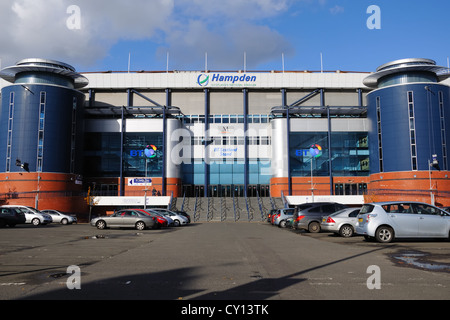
[364,58,450,206]
[0,58,88,213]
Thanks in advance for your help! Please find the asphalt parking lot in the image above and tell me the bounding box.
[0,221,449,302]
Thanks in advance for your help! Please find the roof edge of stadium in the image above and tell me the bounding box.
[80,69,372,75]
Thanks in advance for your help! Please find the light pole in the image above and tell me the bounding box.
[428,159,434,206]
[310,156,315,202]
[144,157,149,209]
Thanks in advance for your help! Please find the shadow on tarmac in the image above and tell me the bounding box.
[21,246,389,300]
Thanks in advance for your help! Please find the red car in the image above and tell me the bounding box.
[271,211,280,225]
[135,209,168,228]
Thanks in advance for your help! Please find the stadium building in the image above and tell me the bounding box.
[0,57,449,219]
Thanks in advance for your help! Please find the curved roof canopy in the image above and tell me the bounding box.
[363,58,450,88]
[0,58,89,89]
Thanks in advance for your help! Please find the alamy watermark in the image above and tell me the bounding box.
[367,5,381,30]
[64,4,381,32]
[64,264,382,291]
[66,5,81,30]
[366,265,381,289]
[66,265,81,290]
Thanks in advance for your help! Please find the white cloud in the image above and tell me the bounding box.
[0,0,295,70]
[0,0,174,68]
[160,0,294,70]
[160,18,293,70]
[329,5,344,15]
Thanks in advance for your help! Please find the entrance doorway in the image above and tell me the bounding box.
[181,184,270,197]
[334,183,367,195]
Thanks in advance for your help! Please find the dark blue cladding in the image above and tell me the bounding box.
[367,83,450,174]
[0,84,85,173]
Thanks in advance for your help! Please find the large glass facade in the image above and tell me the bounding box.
[331,133,369,176]
[83,132,163,177]
[182,159,271,185]
[123,133,163,177]
[84,133,121,177]
[289,132,369,177]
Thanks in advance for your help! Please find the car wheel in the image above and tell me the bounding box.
[135,221,146,230]
[32,218,41,226]
[61,218,68,225]
[174,220,180,227]
[375,226,394,243]
[279,220,286,228]
[96,220,106,230]
[339,225,354,237]
[308,221,321,233]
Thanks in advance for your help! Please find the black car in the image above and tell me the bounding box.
[0,207,26,227]
[292,202,348,233]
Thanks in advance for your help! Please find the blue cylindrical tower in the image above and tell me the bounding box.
[364,58,450,205]
[0,58,88,210]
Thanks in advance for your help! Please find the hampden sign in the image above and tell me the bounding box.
[197,73,258,87]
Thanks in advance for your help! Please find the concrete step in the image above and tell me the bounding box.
[173,196,284,222]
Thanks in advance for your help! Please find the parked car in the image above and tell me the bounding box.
[174,210,191,223]
[267,209,278,223]
[1,205,52,226]
[293,202,348,233]
[136,209,169,228]
[0,206,26,227]
[321,207,362,237]
[273,208,295,228]
[151,208,188,226]
[356,201,450,243]
[40,210,77,225]
[146,210,175,226]
[270,210,279,224]
[90,209,157,230]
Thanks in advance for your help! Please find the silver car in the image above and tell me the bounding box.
[1,205,52,226]
[41,210,77,224]
[145,209,175,226]
[293,202,348,233]
[91,210,156,230]
[356,201,450,243]
[273,208,295,228]
[151,208,188,227]
[321,207,362,237]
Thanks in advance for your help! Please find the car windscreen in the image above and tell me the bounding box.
[360,204,374,214]
[297,204,313,210]
[329,209,348,216]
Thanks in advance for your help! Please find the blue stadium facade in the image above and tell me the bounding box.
[0,57,449,218]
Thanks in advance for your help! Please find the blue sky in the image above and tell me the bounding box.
[1,0,450,73]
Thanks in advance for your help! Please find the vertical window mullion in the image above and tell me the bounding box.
[70,97,77,173]
[407,91,417,170]
[6,92,15,172]
[439,91,447,170]
[376,96,383,172]
[37,92,46,172]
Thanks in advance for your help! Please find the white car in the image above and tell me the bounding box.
[356,201,450,243]
[321,207,362,237]
[1,205,52,226]
[152,208,188,226]
[40,210,77,225]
